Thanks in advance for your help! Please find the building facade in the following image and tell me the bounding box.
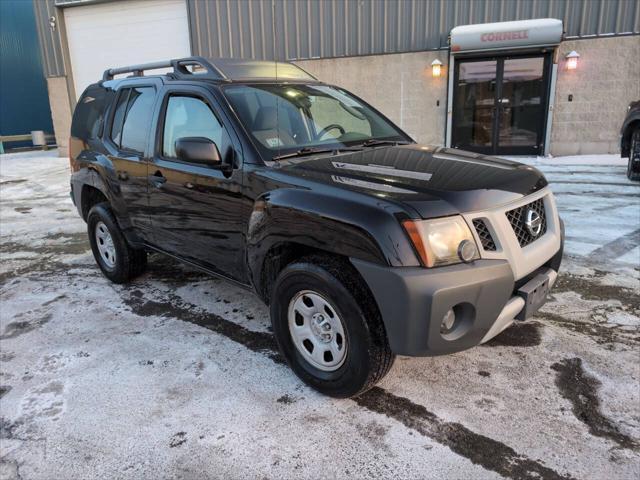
[34,0,640,157]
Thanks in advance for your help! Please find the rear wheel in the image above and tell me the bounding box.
[87,202,147,283]
[627,128,640,181]
[270,255,395,398]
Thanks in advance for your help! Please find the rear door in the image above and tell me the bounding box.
[147,84,246,282]
[106,82,160,242]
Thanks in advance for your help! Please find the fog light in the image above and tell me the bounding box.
[458,239,478,263]
[441,309,456,334]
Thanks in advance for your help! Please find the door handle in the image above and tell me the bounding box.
[117,171,129,181]
[149,171,167,188]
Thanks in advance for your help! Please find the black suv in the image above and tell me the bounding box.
[621,100,640,181]
[70,57,563,398]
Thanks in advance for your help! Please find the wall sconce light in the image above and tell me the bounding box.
[431,59,443,77]
[49,16,57,32]
[565,51,579,70]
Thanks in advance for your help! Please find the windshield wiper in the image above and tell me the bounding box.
[359,139,411,148]
[271,147,337,161]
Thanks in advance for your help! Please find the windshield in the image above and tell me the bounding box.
[223,84,409,161]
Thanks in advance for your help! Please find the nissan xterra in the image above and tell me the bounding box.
[69,57,564,398]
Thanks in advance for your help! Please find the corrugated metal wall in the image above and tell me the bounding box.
[1,0,53,139]
[187,0,640,61]
[38,0,640,76]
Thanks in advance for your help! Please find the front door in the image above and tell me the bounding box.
[147,86,246,282]
[452,54,551,156]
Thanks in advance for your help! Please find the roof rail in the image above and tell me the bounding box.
[102,56,227,81]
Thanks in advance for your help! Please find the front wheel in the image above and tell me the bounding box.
[270,255,395,398]
[87,202,147,283]
[627,128,640,181]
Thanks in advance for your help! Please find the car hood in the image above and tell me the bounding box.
[275,144,547,218]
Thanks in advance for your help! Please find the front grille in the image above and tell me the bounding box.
[473,218,497,251]
[505,198,547,247]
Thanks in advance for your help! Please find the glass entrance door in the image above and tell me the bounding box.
[452,54,551,156]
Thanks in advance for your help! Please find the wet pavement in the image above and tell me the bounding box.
[1,150,639,479]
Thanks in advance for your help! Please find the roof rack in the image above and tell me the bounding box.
[102,57,318,82]
[102,56,227,81]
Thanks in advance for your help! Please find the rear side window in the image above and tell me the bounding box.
[110,86,156,154]
[71,85,113,140]
[110,90,129,146]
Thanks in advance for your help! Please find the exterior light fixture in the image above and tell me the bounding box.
[565,51,579,70]
[431,59,443,77]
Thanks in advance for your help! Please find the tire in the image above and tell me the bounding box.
[628,128,640,181]
[270,254,395,398]
[87,202,147,284]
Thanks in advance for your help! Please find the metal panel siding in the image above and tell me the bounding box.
[187,0,640,61]
[35,0,640,70]
[33,0,65,76]
[1,0,54,138]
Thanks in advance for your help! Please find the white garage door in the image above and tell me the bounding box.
[64,0,191,98]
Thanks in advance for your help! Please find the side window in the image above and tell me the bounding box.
[71,85,113,140]
[162,96,225,159]
[120,87,156,154]
[110,89,129,147]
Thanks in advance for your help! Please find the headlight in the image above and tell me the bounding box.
[402,216,480,267]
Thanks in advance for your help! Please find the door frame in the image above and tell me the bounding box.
[447,49,556,156]
[146,83,248,282]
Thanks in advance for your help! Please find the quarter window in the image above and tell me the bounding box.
[110,89,129,147]
[162,96,224,159]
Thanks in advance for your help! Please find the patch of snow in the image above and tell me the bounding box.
[606,311,640,327]
[504,154,627,166]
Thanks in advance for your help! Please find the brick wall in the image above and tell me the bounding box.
[295,51,448,146]
[297,35,640,157]
[550,36,640,156]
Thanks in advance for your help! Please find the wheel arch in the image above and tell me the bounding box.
[80,183,108,220]
[621,119,640,158]
[254,241,351,303]
[246,188,418,303]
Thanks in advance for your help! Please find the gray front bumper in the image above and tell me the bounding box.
[352,259,516,356]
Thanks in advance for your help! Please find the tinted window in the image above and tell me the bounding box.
[120,87,155,153]
[110,89,129,147]
[71,85,113,140]
[162,96,224,159]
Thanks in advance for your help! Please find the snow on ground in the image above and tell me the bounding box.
[508,153,629,166]
[0,150,639,480]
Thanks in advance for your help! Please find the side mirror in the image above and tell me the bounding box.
[175,137,222,167]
